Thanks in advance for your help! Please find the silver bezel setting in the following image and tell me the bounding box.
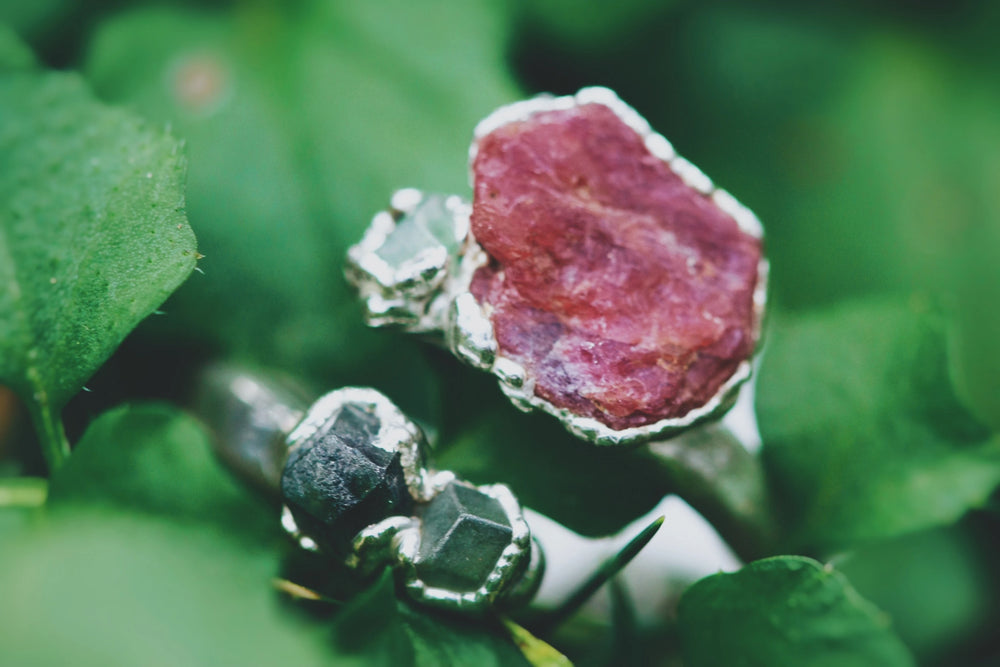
[280,387,435,553]
[279,388,538,612]
[345,474,536,613]
[345,191,473,332]
[347,86,769,447]
[394,478,533,612]
[285,387,433,500]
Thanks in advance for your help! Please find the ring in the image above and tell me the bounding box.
[346,87,767,446]
[196,366,544,613]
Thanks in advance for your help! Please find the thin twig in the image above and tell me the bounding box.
[534,515,664,636]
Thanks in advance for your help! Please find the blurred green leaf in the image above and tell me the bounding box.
[0,23,36,70]
[759,298,1000,551]
[948,235,1000,430]
[47,403,279,543]
[0,506,35,538]
[0,68,195,468]
[0,512,331,667]
[838,524,997,662]
[676,8,853,127]
[511,0,677,48]
[774,35,1000,309]
[331,570,531,666]
[678,556,914,667]
[0,0,71,43]
[82,2,517,416]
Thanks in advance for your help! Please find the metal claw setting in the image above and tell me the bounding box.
[345,190,476,333]
[198,367,541,613]
[346,87,768,446]
[277,387,540,612]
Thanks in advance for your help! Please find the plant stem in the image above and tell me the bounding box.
[640,423,779,562]
[28,399,70,473]
[608,577,640,667]
[534,516,663,636]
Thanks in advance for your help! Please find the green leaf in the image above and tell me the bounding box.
[501,618,572,667]
[331,570,531,666]
[792,35,1000,310]
[0,68,195,469]
[47,403,279,543]
[512,0,678,48]
[838,524,997,661]
[0,512,331,667]
[0,23,37,70]
[948,234,1000,431]
[758,298,1000,551]
[0,1,71,43]
[678,556,914,667]
[0,505,35,538]
[82,3,516,414]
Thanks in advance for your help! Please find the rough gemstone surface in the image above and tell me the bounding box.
[416,482,512,592]
[470,103,762,429]
[281,404,413,555]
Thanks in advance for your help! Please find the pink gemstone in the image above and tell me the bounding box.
[470,103,762,430]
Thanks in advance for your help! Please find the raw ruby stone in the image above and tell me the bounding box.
[469,103,762,430]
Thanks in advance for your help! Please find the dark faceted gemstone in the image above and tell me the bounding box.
[281,406,412,556]
[330,403,382,450]
[416,482,512,592]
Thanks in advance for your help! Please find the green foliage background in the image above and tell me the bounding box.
[1,1,999,665]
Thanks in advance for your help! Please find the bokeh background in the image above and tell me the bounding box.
[2,1,999,665]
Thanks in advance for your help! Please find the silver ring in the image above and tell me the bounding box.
[197,366,543,613]
[346,87,767,446]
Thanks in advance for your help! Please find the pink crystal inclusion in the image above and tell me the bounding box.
[470,103,762,430]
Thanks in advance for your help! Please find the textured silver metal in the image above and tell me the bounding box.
[285,387,432,501]
[281,504,321,553]
[282,388,537,612]
[199,368,540,611]
[358,479,536,613]
[347,87,769,447]
[196,365,308,498]
[345,192,474,333]
[345,515,418,575]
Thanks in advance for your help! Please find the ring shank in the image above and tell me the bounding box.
[194,364,309,500]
